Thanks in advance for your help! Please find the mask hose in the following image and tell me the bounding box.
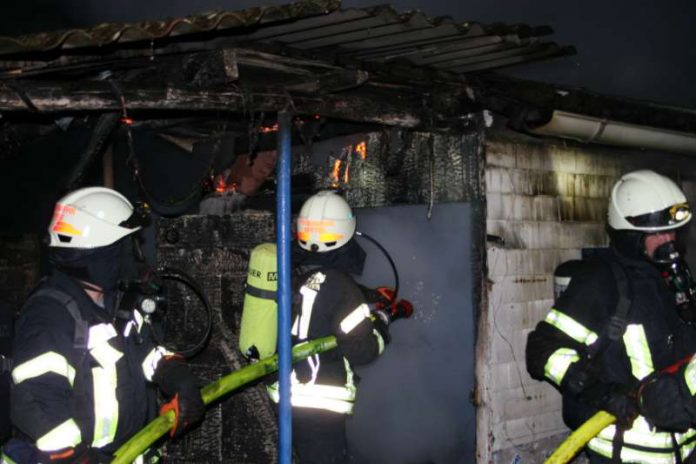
[355,231,399,299]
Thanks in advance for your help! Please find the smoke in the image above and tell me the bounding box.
[348,203,476,464]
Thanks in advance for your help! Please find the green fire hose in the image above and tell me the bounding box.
[112,336,338,464]
[544,411,616,464]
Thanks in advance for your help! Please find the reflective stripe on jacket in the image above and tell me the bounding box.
[526,252,696,464]
[10,271,170,455]
[268,268,382,414]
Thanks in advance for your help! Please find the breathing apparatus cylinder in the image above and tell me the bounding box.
[239,243,278,361]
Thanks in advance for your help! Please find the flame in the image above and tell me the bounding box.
[355,141,367,160]
[259,123,279,133]
[331,159,342,183]
[215,176,226,193]
[213,175,239,194]
[343,165,350,184]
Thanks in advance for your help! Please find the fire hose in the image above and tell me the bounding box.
[112,336,338,464]
[543,411,616,464]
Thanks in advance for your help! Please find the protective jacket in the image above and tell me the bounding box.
[527,249,696,463]
[6,271,171,461]
[268,267,386,415]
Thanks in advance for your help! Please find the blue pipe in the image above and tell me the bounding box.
[276,111,293,464]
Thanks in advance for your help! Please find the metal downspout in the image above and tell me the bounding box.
[276,111,293,464]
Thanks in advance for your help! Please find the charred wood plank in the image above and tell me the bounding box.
[65,112,120,190]
[0,81,430,127]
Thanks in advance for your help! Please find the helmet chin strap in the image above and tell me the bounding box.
[78,279,103,293]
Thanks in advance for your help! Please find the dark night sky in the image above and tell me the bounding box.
[2,0,696,107]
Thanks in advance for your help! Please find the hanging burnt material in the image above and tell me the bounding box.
[65,113,120,191]
[291,129,481,208]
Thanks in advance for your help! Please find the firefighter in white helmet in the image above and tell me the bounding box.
[3,187,204,463]
[267,190,407,463]
[527,170,696,463]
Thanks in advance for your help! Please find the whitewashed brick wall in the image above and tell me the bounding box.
[479,129,696,463]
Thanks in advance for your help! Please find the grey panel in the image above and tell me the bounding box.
[348,202,475,464]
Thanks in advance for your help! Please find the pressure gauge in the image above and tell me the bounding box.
[140,297,157,315]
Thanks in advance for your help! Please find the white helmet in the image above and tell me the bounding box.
[608,170,691,232]
[297,190,356,253]
[48,187,142,249]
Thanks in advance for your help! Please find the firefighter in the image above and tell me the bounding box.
[527,170,696,463]
[2,187,205,463]
[267,190,402,463]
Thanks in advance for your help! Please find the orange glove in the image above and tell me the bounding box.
[160,390,205,438]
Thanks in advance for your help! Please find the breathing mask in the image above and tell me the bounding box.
[660,254,696,324]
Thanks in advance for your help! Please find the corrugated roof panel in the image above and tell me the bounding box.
[409,42,510,66]
[0,0,575,77]
[449,44,570,73]
[245,9,375,41]
[289,15,464,50]
[0,0,341,55]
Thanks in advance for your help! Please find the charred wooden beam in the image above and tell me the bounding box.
[0,81,461,128]
[65,112,120,190]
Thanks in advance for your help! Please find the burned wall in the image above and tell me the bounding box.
[157,212,279,464]
[0,235,40,313]
[481,129,696,463]
[157,127,484,463]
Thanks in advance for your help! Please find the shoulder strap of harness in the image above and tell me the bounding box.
[606,259,631,341]
[28,288,89,351]
[585,257,632,360]
[0,286,89,373]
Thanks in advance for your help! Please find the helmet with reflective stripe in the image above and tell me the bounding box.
[608,170,691,232]
[48,187,142,248]
[297,190,356,253]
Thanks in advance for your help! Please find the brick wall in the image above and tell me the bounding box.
[480,129,696,463]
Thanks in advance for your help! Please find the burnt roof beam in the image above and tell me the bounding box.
[0,80,473,129]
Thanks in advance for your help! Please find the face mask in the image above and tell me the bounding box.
[661,257,696,324]
[50,241,124,291]
[650,240,681,264]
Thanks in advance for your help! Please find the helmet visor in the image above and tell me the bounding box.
[626,203,691,229]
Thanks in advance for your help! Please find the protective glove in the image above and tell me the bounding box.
[562,362,638,428]
[364,287,414,323]
[153,355,206,437]
[597,385,639,429]
[638,372,696,432]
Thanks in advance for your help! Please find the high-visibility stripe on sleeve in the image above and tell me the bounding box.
[11,352,76,387]
[544,309,599,345]
[544,348,580,386]
[373,329,385,355]
[141,346,172,382]
[685,356,696,395]
[339,303,371,335]
[36,418,82,451]
[1,452,18,464]
[623,324,654,380]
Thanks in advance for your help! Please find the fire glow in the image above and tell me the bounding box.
[328,141,368,187]
[213,174,238,194]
